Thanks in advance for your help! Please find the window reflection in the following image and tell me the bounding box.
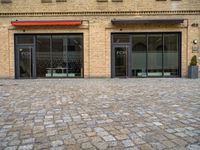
[148,34,163,77]
[113,34,130,43]
[36,34,83,78]
[17,36,34,44]
[164,34,179,76]
[36,36,51,77]
[52,35,67,77]
[67,36,83,77]
[132,34,147,77]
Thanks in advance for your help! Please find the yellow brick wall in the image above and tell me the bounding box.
[0,1,200,78]
[0,0,200,12]
[0,19,10,78]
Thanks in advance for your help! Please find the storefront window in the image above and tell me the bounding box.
[147,34,163,77]
[132,34,147,77]
[52,35,67,77]
[15,34,83,79]
[67,35,83,77]
[113,34,130,43]
[16,35,34,44]
[112,33,180,77]
[36,35,51,77]
[163,34,179,76]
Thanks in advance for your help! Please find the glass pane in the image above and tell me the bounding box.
[19,48,32,78]
[113,34,130,43]
[132,34,147,77]
[163,34,179,76]
[148,34,163,77]
[115,47,127,76]
[52,35,68,77]
[67,35,83,77]
[17,36,34,44]
[36,36,51,77]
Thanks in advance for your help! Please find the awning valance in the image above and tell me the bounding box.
[111,19,184,25]
[11,20,82,26]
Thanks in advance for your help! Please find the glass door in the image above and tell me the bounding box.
[113,46,128,77]
[16,46,34,79]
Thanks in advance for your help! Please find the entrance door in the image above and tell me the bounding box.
[16,46,34,79]
[113,46,129,77]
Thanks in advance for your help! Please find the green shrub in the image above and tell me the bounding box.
[190,55,197,66]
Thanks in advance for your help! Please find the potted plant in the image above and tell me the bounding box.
[188,55,199,78]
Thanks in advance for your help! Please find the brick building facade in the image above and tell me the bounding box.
[0,0,199,79]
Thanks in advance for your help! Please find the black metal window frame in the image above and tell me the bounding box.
[111,32,182,78]
[14,33,84,79]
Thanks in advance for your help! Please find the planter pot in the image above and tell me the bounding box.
[188,66,199,78]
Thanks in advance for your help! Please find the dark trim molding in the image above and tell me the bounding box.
[0,10,200,17]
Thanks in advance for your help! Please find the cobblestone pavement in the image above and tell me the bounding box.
[0,79,200,150]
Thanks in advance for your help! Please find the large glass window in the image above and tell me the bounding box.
[67,35,83,77]
[132,34,147,77]
[147,34,163,77]
[163,34,179,76]
[16,36,34,45]
[36,36,51,77]
[113,34,130,43]
[52,35,67,77]
[36,34,83,78]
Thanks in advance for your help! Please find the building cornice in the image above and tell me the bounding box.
[0,10,200,17]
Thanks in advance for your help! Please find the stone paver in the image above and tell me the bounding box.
[122,139,135,147]
[102,135,116,142]
[0,79,200,150]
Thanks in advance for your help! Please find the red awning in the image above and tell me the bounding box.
[11,20,82,26]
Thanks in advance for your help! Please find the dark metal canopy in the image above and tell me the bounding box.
[111,19,184,25]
